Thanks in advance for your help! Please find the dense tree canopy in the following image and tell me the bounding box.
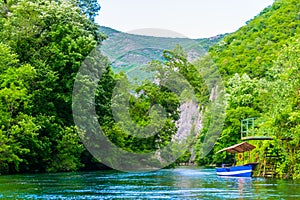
[197,0,300,179]
[0,0,102,174]
[0,0,299,180]
[210,0,299,78]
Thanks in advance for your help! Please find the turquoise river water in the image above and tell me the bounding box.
[0,167,300,199]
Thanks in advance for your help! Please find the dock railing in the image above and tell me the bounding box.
[241,118,272,140]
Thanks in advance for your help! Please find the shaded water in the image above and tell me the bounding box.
[0,167,300,199]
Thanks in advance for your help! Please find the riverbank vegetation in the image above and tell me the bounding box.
[194,0,300,179]
[0,0,103,174]
[0,0,299,179]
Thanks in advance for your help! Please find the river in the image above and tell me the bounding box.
[0,167,299,199]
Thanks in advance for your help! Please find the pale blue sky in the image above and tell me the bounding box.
[97,0,274,38]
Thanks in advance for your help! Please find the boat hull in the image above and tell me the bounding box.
[216,165,253,177]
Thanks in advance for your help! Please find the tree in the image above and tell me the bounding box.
[76,0,101,21]
[0,0,103,173]
[0,43,40,173]
[255,35,300,179]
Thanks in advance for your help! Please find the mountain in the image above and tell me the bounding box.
[99,26,225,80]
[127,28,187,38]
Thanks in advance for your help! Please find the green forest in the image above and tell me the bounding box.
[0,0,300,179]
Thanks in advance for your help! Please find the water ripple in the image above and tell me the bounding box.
[0,167,300,199]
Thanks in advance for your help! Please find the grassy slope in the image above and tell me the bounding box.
[210,0,299,78]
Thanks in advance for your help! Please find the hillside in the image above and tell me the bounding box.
[210,0,299,78]
[99,26,225,80]
[195,0,300,179]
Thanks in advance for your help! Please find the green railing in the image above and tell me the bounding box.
[241,118,272,140]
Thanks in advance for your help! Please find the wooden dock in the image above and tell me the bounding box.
[242,136,273,141]
[257,153,278,178]
[240,118,277,177]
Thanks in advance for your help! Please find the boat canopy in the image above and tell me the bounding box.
[217,142,256,154]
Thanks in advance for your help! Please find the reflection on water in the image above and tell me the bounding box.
[0,167,300,199]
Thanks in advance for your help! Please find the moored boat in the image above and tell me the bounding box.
[216,164,253,177]
[215,142,258,177]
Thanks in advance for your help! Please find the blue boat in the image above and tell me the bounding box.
[216,142,258,177]
[216,164,253,177]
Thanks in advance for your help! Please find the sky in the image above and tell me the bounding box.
[96,0,274,39]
